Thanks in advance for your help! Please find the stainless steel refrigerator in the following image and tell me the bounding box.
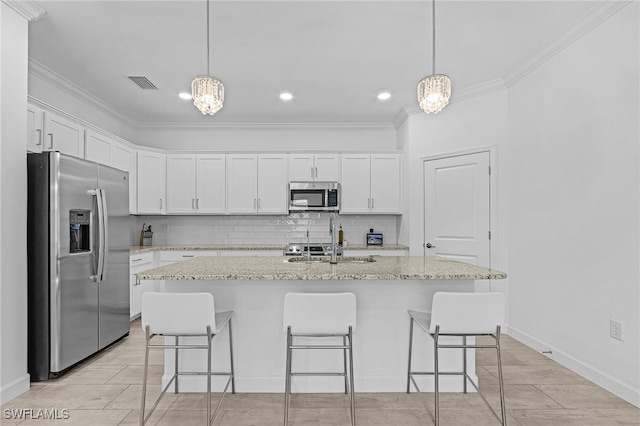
[27,152,130,381]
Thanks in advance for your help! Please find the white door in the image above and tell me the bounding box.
[27,105,44,153]
[424,151,490,268]
[289,154,315,181]
[314,154,340,181]
[85,131,112,166]
[44,112,85,158]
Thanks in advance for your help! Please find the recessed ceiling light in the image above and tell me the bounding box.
[377,92,391,101]
[279,92,293,101]
[179,92,192,100]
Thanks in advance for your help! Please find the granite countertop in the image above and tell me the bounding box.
[130,244,409,254]
[136,255,506,281]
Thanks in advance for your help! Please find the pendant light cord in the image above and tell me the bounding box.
[206,0,210,76]
[432,0,436,75]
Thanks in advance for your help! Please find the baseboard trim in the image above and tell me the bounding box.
[0,374,30,405]
[508,326,640,407]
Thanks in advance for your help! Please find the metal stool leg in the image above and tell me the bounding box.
[207,326,212,425]
[228,318,236,394]
[348,326,356,426]
[406,318,414,394]
[463,335,468,394]
[434,325,440,426]
[343,335,349,394]
[140,326,151,426]
[496,327,507,425]
[284,326,293,426]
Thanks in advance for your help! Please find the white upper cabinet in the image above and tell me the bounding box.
[86,130,136,213]
[136,150,166,214]
[340,154,401,214]
[166,154,226,214]
[166,155,197,214]
[195,155,226,213]
[43,111,85,158]
[256,154,288,214]
[227,154,288,214]
[27,105,44,153]
[85,130,113,165]
[370,154,402,213]
[227,155,258,214]
[289,153,339,181]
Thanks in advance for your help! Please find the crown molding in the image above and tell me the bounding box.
[28,58,139,129]
[3,0,45,21]
[136,121,396,132]
[503,0,633,87]
[394,78,508,128]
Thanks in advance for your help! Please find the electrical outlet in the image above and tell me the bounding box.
[161,224,168,233]
[610,319,624,341]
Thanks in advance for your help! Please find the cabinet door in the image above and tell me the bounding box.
[370,154,401,213]
[196,155,226,213]
[340,154,371,213]
[43,112,85,158]
[136,150,166,214]
[26,105,44,153]
[166,155,197,213]
[85,130,112,166]
[257,155,288,214]
[314,154,340,181]
[227,155,258,213]
[289,154,314,181]
[111,143,136,213]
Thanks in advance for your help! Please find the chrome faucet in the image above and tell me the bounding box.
[329,213,338,264]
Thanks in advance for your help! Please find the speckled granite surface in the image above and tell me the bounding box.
[129,244,409,254]
[136,255,506,281]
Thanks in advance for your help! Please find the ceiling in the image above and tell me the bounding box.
[28,0,600,125]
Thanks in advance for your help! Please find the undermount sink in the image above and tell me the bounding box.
[286,256,376,264]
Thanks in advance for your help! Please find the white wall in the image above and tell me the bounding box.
[505,3,639,405]
[398,90,509,261]
[0,2,30,404]
[135,124,398,152]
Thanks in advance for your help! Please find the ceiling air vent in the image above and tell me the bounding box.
[127,76,158,90]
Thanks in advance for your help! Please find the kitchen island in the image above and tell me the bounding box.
[137,256,506,393]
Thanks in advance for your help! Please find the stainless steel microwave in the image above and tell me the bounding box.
[289,181,340,212]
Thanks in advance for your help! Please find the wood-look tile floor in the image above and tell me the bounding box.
[3,320,638,425]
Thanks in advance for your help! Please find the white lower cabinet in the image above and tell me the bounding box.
[129,252,155,320]
[157,250,218,266]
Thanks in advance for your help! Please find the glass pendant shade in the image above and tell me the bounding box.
[417,74,451,114]
[191,75,224,115]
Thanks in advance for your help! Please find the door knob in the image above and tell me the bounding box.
[426,243,436,248]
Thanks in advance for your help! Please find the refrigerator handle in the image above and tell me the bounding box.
[88,189,107,282]
[98,189,109,282]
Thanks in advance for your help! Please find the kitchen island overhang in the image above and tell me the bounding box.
[136,256,506,393]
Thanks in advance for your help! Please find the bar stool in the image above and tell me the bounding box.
[140,292,235,426]
[406,292,507,425]
[283,292,357,426]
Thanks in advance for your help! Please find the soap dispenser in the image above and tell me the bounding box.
[338,224,344,246]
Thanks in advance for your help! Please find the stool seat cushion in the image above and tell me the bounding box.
[142,292,229,335]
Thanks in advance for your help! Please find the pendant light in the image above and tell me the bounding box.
[417,0,451,114]
[192,0,224,115]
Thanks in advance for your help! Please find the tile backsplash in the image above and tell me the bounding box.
[131,214,400,246]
